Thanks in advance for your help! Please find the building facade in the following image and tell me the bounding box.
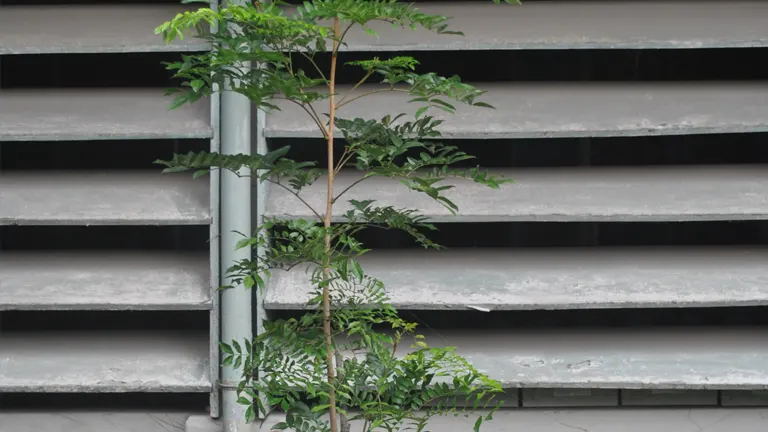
[2,1,768,431]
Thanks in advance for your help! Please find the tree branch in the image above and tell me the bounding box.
[336,70,374,109]
[335,87,409,110]
[332,175,371,204]
[323,16,342,432]
[264,178,323,221]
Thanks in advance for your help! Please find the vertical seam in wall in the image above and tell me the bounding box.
[209,0,222,417]
[255,107,269,419]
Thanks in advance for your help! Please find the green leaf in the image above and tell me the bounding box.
[473,416,484,432]
[245,405,256,424]
[190,79,205,92]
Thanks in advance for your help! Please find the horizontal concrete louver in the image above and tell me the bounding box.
[259,1,768,430]
[0,2,215,431]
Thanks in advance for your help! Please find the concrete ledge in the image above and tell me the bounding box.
[0,412,190,432]
[186,415,223,432]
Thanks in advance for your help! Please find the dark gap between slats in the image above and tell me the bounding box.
[0,311,209,331]
[0,226,209,251]
[342,221,768,249]
[271,306,768,330]
[1,0,182,4]
[0,393,209,410]
[0,139,209,170]
[268,133,768,168]
[1,53,188,89]
[295,48,768,84]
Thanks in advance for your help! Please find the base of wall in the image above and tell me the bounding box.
[186,415,223,432]
[0,411,192,432]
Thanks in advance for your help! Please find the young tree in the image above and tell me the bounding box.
[156,1,515,431]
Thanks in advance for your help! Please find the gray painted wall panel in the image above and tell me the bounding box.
[622,390,718,406]
[0,89,212,142]
[0,332,210,392]
[722,390,768,407]
[265,247,768,311]
[0,171,211,225]
[259,408,768,432]
[403,328,768,390]
[266,166,768,222]
[522,389,618,407]
[0,5,209,54]
[328,1,768,51]
[264,82,768,139]
[0,412,193,432]
[0,252,210,310]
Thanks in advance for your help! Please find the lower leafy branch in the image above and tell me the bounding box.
[215,208,505,431]
[221,261,504,432]
[157,113,510,431]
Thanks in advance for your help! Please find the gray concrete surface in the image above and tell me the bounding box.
[0,5,209,54]
[326,1,768,51]
[264,82,768,139]
[0,252,210,310]
[266,165,768,222]
[622,389,718,406]
[265,247,768,311]
[393,327,768,390]
[523,389,618,407]
[186,416,224,432]
[0,412,192,432]
[0,332,210,392]
[0,89,212,141]
[0,171,210,225]
[260,408,768,432]
[722,390,768,407]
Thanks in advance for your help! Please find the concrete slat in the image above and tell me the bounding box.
[0,332,210,392]
[264,82,768,139]
[260,408,768,432]
[0,171,210,226]
[0,5,209,54]
[330,1,768,51]
[265,247,768,311]
[266,165,768,223]
[0,412,193,432]
[522,389,618,407]
[0,89,212,142]
[409,327,768,390]
[0,252,210,311]
[622,389,718,406]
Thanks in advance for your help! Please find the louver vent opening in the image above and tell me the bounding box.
[1,311,210,331]
[0,393,209,410]
[257,1,768,421]
[0,0,215,424]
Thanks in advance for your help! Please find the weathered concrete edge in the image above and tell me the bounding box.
[264,213,768,223]
[186,415,225,432]
[264,124,768,139]
[263,298,768,312]
[336,40,768,52]
[0,301,213,311]
[0,43,212,55]
[0,218,213,226]
[0,130,215,142]
[1,384,213,393]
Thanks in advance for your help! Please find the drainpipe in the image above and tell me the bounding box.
[220,0,252,427]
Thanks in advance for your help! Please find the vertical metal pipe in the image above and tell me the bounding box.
[205,0,223,419]
[220,86,252,431]
[220,0,252,428]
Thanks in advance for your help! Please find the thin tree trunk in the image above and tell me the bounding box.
[323,16,341,432]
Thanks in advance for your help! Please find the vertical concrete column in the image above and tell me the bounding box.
[219,0,253,429]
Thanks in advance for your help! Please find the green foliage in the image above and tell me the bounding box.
[156,1,515,431]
